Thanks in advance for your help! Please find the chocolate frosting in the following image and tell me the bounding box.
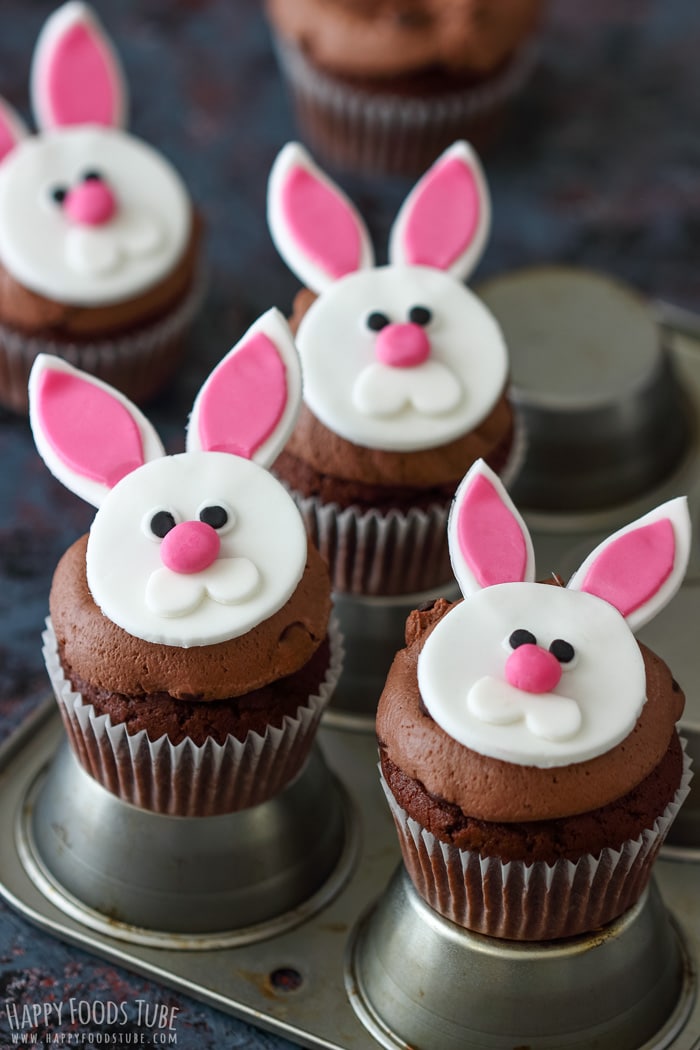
[50,534,332,701]
[376,598,685,822]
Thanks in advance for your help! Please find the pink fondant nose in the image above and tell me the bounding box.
[160,520,221,574]
[505,644,563,694]
[375,322,431,368]
[64,180,117,226]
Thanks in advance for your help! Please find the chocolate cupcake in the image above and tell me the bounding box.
[377,460,692,940]
[264,0,545,174]
[268,140,520,597]
[30,309,340,816]
[0,3,202,414]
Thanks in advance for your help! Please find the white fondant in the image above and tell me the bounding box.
[0,126,191,304]
[87,451,307,646]
[389,140,491,282]
[28,354,165,509]
[267,141,374,294]
[352,359,461,418]
[467,677,582,741]
[296,266,508,452]
[568,497,692,632]
[418,583,647,767]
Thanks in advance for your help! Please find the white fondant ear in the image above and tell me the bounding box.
[389,140,491,281]
[568,497,691,632]
[448,459,535,596]
[0,98,29,163]
[267,141,374,293]
[30,2,128,131]
[187,308,302,469]
[28,355,164,508]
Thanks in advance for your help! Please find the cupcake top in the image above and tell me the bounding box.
[265,0,545,81]
[0,3,192,309]
[377,459,691,820]
[267,140,509,459]
[29,310,326,661]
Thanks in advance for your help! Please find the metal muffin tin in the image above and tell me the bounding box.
[0,268,699,1049]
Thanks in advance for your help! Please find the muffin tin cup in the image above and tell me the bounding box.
[380,749,692,941]
[347,864,695,1050]
[42,616,343,816]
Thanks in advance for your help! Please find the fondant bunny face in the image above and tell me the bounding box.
[0,3,190,305]
[268,141,508,453]
[417,461,691,767]
[29,309,307,647]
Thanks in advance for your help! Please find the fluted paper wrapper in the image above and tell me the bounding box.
[0,271,203,414]
[43,617,342,817]
[381,745,692,941]
[271,33,539,174]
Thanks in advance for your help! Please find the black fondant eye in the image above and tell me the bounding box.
[199,505,228,529]
[150,510,177,538]
[82,170,103,182]
[366,311,390,331]
[408,305,432,326]
[509,628,536,649]
[50,185,67,205]
[549,639,575,663]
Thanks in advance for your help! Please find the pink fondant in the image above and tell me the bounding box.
[505,645,562,694]
[64,180,117,225]
[37,368,144,488]
[38,20,121,128]
[0,102,22,164]
[198,332,287,459]
[400,156,480,272]
[458,473,528,588]
[160,520,220,574]
[281,165,362,280]
[579,519,675,618]
[375,323,431,368]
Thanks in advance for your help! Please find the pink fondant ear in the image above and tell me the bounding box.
[187,308,302,469]
[0,98,29,164]
[28,356,164,508]
[267,142,374,293]
[568,498,691,632]
[30,2,127,131]
[448,459,535,596]
[389,141,491,281]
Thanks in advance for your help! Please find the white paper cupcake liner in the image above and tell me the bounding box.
[381,742,692,941]
[43,615,343,817]
[0,267,205,414]
[271,33,539,173]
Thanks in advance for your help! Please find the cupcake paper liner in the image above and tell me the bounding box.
[271,33,539,174]
[381,742,692,941]
[43,615,343,817]
[0,268,205,414]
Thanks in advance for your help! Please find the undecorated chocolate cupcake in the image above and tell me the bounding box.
[264,0,545,173]
[377,460,692,940]
[268,140,520,596]
[30,309,340,816]
[0,3,202,414]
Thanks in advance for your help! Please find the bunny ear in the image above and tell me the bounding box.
[389,141,491,281]
[448,459,535,596]
[187,308,302,468]
[267,141,374,293]
[0,98,29,164]
[30,2,127,131]
[28,355,164,507]
[568,498,691,632]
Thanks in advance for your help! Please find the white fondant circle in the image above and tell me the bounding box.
[0,126,191,304]
[295,265,509,452]
[86,451,307,646]
[417,583,646,767]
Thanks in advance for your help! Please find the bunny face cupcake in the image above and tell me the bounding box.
[377,460,692,940]
[268,140,518,596]
[0,3,201,413]
[29,309,339,816]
